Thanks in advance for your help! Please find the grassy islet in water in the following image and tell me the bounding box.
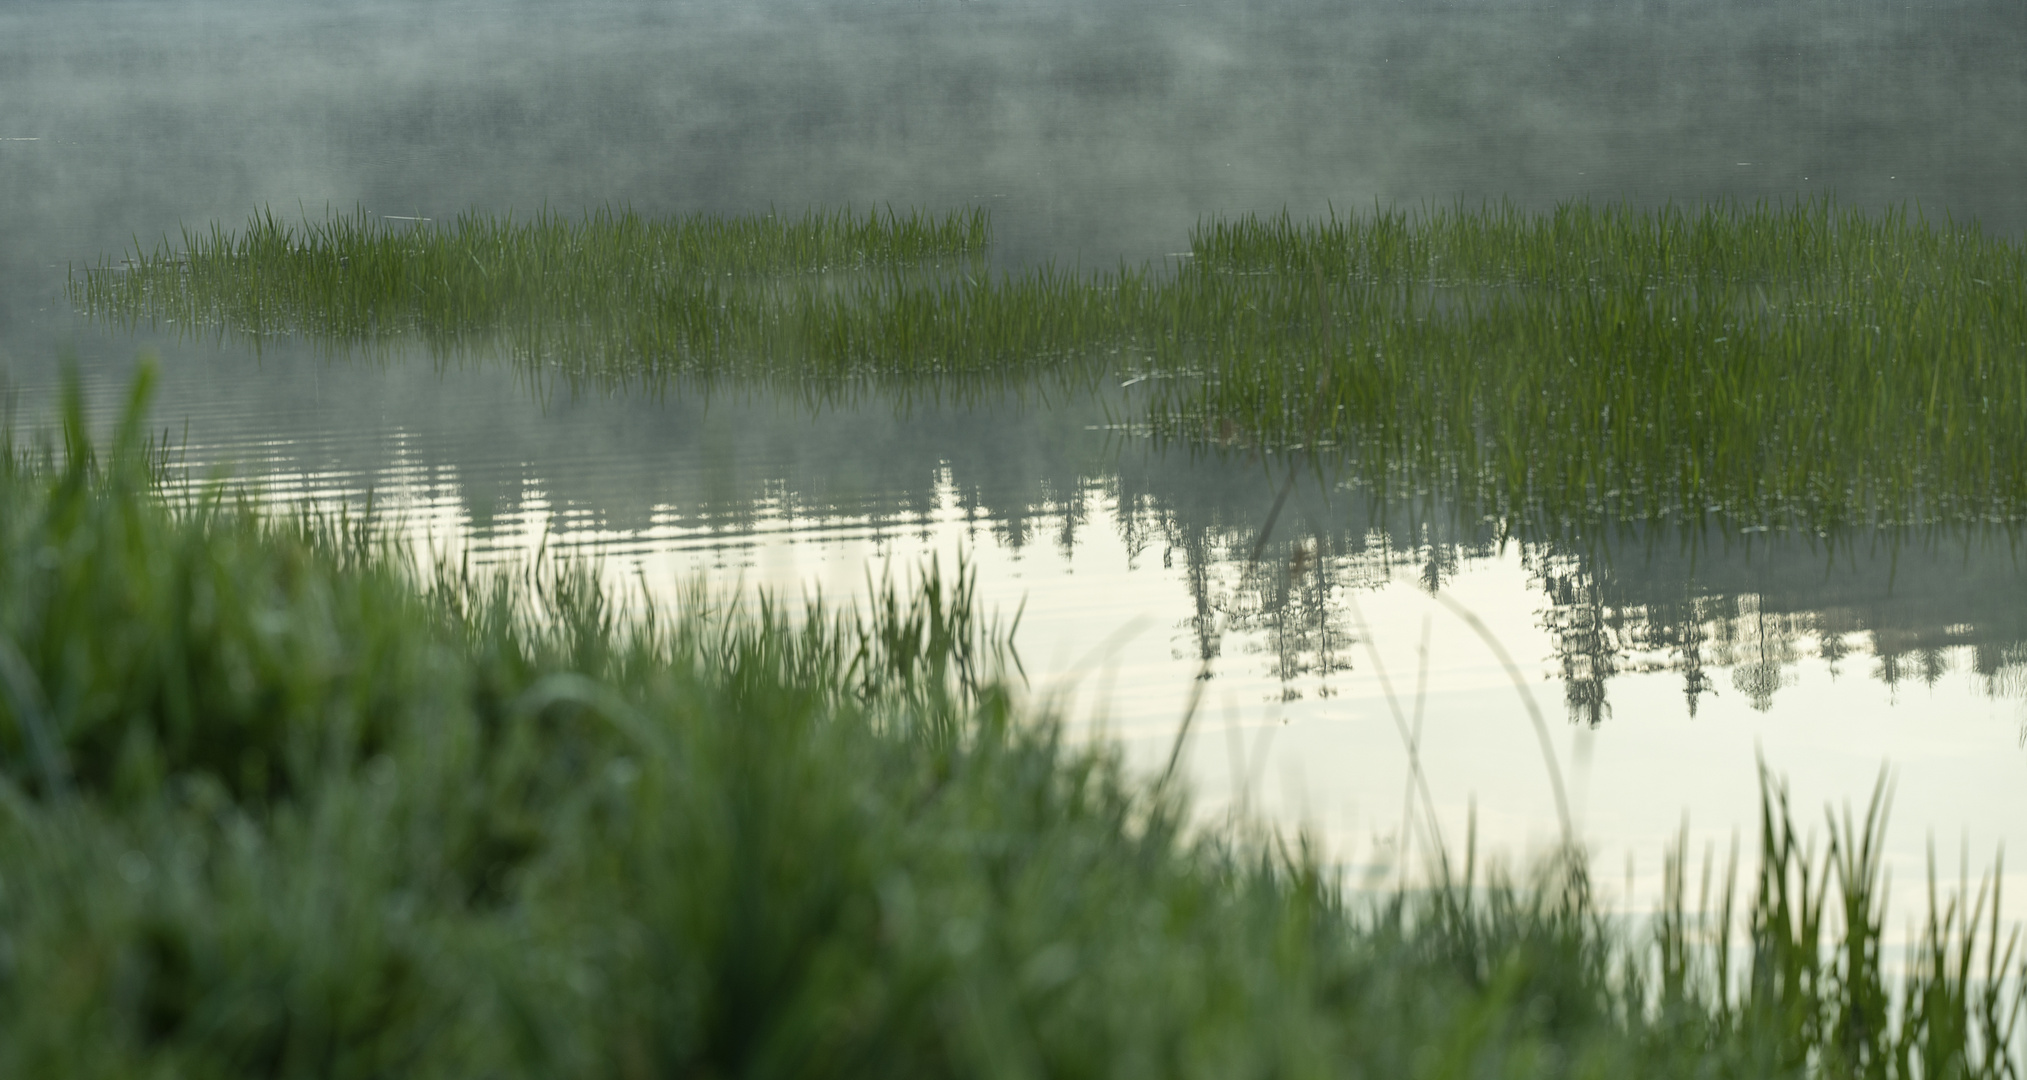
[72,203,1124,391]
[1160,199,2027,531]
[0,369,2022,1076]
[76,198,2027,533]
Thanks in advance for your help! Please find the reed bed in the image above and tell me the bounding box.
[74,199,2027,530]
[81,204,1173,408]
[2,369,2023,1077]
[73,204,1048,384]
[1160,199,2027,531]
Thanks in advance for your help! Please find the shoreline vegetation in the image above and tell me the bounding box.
[74,198,2027,534]
[1,371,2022,1077]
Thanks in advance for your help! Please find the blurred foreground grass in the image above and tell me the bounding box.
[2,368,2022,1077]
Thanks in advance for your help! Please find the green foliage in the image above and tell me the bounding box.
[0,372,2022,1076]
[74,199,2027,532]
[72,205,1094,391]
[0,366,1009,808]
[1159,199,2027,531]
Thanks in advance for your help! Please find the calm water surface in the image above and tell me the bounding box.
[5,0,2024,917]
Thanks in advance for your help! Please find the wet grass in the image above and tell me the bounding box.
[1157,199,2027,531]
[2,368,2023,1077]
[73,199,2027,530]
[70,204,1128,392]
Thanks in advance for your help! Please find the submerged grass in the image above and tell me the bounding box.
[1,367,2023,1077]
[73,198,2027,526]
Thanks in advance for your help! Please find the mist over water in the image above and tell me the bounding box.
[4,0,2025,912]
[7,0,2024,295]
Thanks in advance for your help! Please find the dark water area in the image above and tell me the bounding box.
[4,0,2024,907]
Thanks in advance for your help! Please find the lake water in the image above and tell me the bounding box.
[5,0,2024,919]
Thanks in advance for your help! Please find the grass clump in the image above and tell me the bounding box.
[72,204,1068,388]
[74,199,2027,532]
[1155,199,2027,530]
[1,367,2023,1077]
